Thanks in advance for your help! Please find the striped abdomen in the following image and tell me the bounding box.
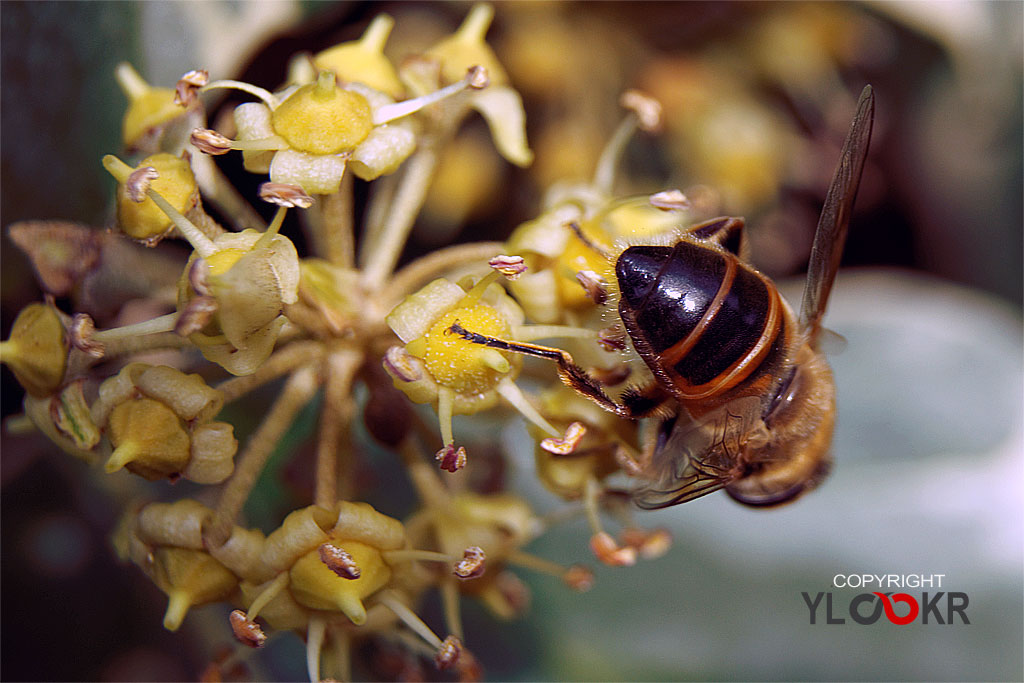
[616,240,785,401]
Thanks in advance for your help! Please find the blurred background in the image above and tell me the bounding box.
[2,1,1021,680]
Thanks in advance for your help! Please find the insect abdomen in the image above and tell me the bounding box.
[616,240,782,400]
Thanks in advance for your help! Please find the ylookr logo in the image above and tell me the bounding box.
[803,574,970,626]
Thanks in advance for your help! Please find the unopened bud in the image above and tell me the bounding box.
[258,182,314,209]
[454,546,486,579]
[229,609,266,648]
[319,543,361,579]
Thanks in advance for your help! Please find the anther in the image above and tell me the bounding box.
[620,89,662,133]
[575,270,608,305]
[318,543,361,579]
[597,325,628,352]
[175,296,218,336]
[259,182,315,209]
[434,635,463,671]
[590,531,637,567]
[488,254,527,280]
[649,189,691,211]
[229,609,267,648]
[383,346,422,383]
[126,167,159,203]
[436,443,467,473]
[190,128,233,155]
[70,313,105,358]
[540,421,587,455]
[175,69,209,107]
[563,564,596,592]
[453,546,486,579]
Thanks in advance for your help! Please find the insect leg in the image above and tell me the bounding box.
[448,322,640,418]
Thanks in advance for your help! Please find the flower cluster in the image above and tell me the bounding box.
[0,4,704,680]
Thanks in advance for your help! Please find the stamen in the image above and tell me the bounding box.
[69,314,104,358]
[649,189,690,211]
[620,89,662,133]
[453,546,486,579]
[175,69,209,107]
[495,378,559,437]
[540,421,586,455]
[306,616,326,683]
[372,65,489,125]
[437,386,456,447]
[434,635,463,671]
[488,254,527,280]
[435,443,467,473]
[377,590,444,649]
[259,183,314,210]
[229,609,267,648]
[319,543,361,579]
[514,324,598,343]
[92,312,180,343]
[202,79,279,109]
[457,270,500,308]
[246,571,291,621]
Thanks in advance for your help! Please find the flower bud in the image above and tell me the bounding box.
[92,363,237,482]
[0,303,67,398]
[116,153,198,242]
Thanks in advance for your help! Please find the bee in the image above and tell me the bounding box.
[451,85,874,509]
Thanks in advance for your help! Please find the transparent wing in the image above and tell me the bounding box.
[799,85,875,345]
[634,396,762,509]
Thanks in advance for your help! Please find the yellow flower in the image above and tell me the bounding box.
[0,303,67,398]
[91,363,237,482]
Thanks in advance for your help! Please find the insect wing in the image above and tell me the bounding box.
[799,85,875,344]
[634,396,762,509]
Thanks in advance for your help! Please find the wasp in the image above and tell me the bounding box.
[452,85,875,509]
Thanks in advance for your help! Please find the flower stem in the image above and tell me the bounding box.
[377,590,443,649]
[216,340,324,403]
[381,241,504,307]
[324,175,355,267]
[359,144,440,291]
[314,348,362,508]
[205,364,319,548]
